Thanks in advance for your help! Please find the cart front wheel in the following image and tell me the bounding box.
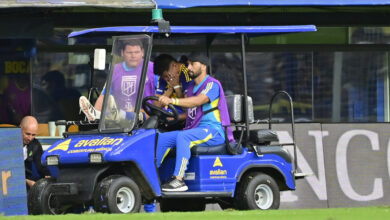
[94,175,141,213]
[28,178,68,215]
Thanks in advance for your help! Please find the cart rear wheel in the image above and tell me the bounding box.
[235,172,280,210]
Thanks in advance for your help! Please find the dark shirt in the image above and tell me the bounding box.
[24,139,50,181]
[155,64,192,114]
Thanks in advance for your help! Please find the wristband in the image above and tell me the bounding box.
[171,98,179,105]
[138,112,145,122]
[173,85,182,89]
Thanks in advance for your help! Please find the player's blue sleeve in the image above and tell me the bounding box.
[180,67,192,95]
[200,81,220,102]
[155,76,165,95]
[154,75,159,89]
[182,80,191,95]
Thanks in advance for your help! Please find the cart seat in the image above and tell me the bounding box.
[249,129,279,145]
[166,143,228,157]
[191,142,243,156]
[166,94,254,156]
[226,94,254,123]
[191,95,252,156]
[191,144,227,156]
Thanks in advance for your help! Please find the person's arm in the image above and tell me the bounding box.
[163,87,174,98]
[139,109,149,120]
[94,94,104,111]
[32,140,51,178]
[172,85,184,98]
[153,75,172,107]
[153,87,173,108]
[26,179,35,188]
[158,93,209,108]
[159,81,220,109]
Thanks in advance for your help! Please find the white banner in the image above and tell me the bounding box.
[272,123,390,208]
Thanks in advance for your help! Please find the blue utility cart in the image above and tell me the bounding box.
[28,24,316,214]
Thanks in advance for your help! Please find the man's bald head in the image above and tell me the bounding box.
[20,116,38,128]
[20,116,38,145]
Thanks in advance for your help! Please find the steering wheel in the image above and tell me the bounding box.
[142,96,179,125]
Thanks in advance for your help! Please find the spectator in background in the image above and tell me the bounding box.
[20,116,50,190]
[41,70,82,121]
[31,86,58,123]
[0,75,31,124]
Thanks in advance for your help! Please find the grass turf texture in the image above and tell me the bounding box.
[3,207,390,220]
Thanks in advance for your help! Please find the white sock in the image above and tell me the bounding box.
[95,110,101,118]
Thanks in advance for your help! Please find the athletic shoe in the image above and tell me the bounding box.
[161,176,188,192]
[107,95,117,113]
[79,96,99,122]
[107,95,119,121]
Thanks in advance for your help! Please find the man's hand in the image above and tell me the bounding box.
[167,72,180,88]
[159,96,173,106]
[26,179,35,188]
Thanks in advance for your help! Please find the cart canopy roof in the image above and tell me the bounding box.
[2,0,389,9]
[69,25,317,38]
[156,0,390,9]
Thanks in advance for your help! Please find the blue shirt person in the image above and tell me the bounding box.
[156,53,233,192]
[153,54,192,129]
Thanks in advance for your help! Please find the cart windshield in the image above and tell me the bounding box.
[99,35,151,132]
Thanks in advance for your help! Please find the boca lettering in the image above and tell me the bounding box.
[4,61,30,74]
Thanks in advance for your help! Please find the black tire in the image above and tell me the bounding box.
[234,172,280,210]
[28,178,67,215]
[93,175,141,213]
[159,198,206,212]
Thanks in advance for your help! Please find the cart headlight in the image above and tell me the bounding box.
[89,153,103,163]
[46,155,59,166]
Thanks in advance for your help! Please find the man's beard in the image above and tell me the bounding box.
[189,69,202,79]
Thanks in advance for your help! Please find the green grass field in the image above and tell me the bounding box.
[3,207,390,220]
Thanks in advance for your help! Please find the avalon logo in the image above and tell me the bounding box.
[48,139,71,153]
[213,157,223,167]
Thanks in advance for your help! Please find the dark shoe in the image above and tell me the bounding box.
[162,177,188,192]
